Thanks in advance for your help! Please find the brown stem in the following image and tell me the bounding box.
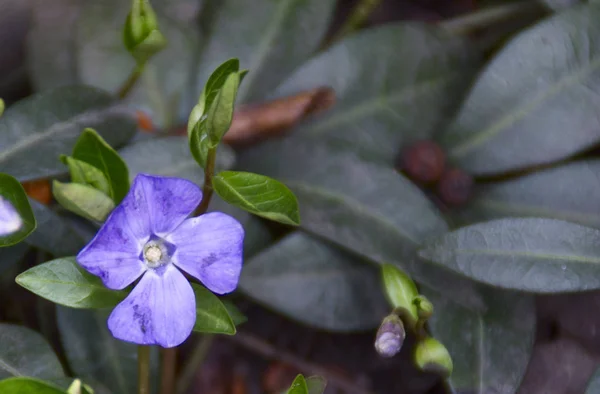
[193,147,217,216]
[159,347,177,394]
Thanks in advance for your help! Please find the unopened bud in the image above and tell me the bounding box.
[414,337,453,377]
[123,0,167,65]
[374,314,405,358]
[413,295,434,320]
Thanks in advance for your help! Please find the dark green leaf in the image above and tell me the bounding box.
[0,174,36,247]
[454,160,600,229]
[194,58,240,127]
[441,4,600,175]
[267,23,475,164]
[0,86,135,182]
[189,129,211,169]
[191,284,236,335]
[286,375,308,394]
[240,232,388,331]
[213,171,300,226]
[56,307,159,394]
[240,139,448,274]
[419,218,600,292]
[72,128,130,203]
[222,301,247,326]
[119,136,235,186]
[27,199,87,256]
[206,72,240,146]
[16,257,125,308]
[52,181,115,222]
[61,156,111,196]
[0,377,66,394]
[196,0,337,103]
[305,376,327,394]
[0,323,64,379]
[423,285,535,393]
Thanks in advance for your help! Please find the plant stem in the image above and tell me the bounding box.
[325,0,381,47]
[193,147,217,216]
[176,335,215,394]
[160,348,177,394]
[439,1,542,36]
[118,63,145,100]
[138,346,151,394]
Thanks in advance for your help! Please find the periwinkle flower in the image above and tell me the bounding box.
[77,174,244,348]
[0,197,23,236]
[374,314,405,358]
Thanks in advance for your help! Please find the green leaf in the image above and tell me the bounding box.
[240,139,449,274]
[52,181,115,222]
[16,257,125,308]
[72,128,130,203]
[26,199,87,256]
[56,307,159,394]
[0,324,65,380]
[413,337,453,377]
[419,218,600,293]
[191,284,236,335]
[61,156,111,196]
[454,160,600,229]
[240,232,388,331]
[267,23,475,165]
[222,301,247,326]
[119,136,235,186]
[0,86,135,182]
[195,0,337,103]
[0,174,36,247]
[441,4,600,175]
[205,72,241,146]
[423,285,535,393]
[380,264,419,327]
[213,171,300,226]
[0,377,66,394]
[286,375,308,394]
[305,376,327,394]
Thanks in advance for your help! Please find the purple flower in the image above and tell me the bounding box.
[77,174,244,348]
[0,197,23,236]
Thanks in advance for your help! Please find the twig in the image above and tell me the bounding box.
[193,147,217,216]
[138,346,151,394]
[226,331,375,394]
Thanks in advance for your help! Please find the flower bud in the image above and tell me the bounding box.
[414,337,453,378]
[374,314,405,358]
[413,295,434,320]
[381,264,419,328]
[123,0,167,65]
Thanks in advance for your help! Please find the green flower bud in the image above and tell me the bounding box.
[374,314,405,358]
[413,294,434,320]
[414,337,453,378]
[123,0,167,65]
[381,264,419,329]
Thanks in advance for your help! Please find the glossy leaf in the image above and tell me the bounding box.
[56,307,159,394]
[240,139,449,274]
[0,377,66,394]
[0,324,64,379]
[0,174,36,247]
[0,86,135,182]
[16,257,126,308]
[119,136,235,186]
[454,160,600,229]
[222,301,247,326]
[240,232,388,331]
[52,181,115,222]
[268,23,475,165]
[195,0,336,103]
[26,199,87,256]
[192,284,236,335]
[205,72,241,146]
[213,171,300,226]
[423,285,535,393]
[286,375,308,394]
[72,128,130,203]
[441,4,600,175]
[419,218,600,293]
[61,156,111,196]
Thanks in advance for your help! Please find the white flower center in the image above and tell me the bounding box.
[145,246,162,264]
[143,240,170,269]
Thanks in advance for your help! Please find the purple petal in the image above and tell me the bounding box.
[0,197,22,236]
[135,174,202,236]
[107,266,196,348]
[167,212,244,294]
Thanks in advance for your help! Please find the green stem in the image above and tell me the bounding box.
[176,335,215,394]
[138,346,151,394]
[118,63,145,100]
[325,0,381,47]
[439,1,542,36]
[193,147,217,216]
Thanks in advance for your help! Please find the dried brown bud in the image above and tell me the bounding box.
[399,140,446,184]
[437,168,474,207]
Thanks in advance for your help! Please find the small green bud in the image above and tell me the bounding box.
[381,264,419,328]
[0,98,4,117]
[413,294,434,320]
[374,314,405,358]
[123,0,167,65]
[414,337,453,378]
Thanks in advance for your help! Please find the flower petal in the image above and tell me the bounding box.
[167,212,244,294]
[107,266,196,348]
[0,197,22,236]
[135,174,202,236]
